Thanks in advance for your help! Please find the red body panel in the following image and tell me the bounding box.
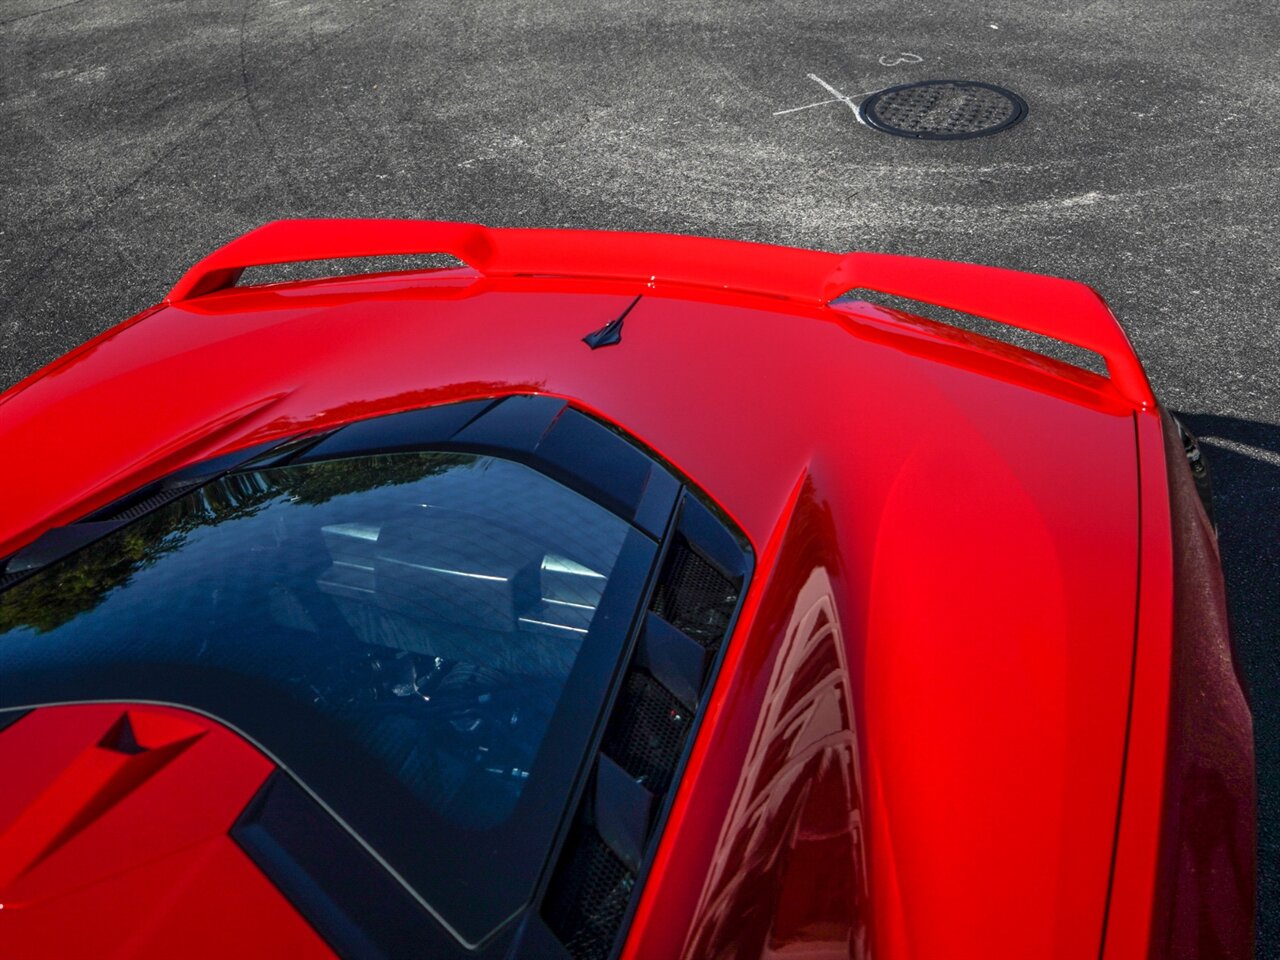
[0,705,333,959]
[0,223,1252,958]
[1099,412,1255,960]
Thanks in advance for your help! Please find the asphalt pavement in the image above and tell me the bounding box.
[2,0,1277,950]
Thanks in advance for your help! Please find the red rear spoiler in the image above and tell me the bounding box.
[166,218,1154,408]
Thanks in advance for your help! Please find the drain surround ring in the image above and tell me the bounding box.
[859,80,1027,141]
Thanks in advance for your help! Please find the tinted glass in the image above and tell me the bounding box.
[0,451,654,943]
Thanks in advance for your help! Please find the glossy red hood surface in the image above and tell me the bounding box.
[0,265,1141,957]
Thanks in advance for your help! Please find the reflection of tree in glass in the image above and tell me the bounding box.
[0,452,477,634]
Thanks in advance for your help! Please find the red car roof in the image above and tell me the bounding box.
[0,221,1152,956]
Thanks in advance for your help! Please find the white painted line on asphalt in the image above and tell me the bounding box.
[772,74,874,120]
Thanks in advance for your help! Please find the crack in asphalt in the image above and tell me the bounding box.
[2,92,246,340]
[238,0,305,209]
[0,8,372,347]
[0,0,89,29]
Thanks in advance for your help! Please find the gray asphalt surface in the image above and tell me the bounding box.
[2,0,1278,950]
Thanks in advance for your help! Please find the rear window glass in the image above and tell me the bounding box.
[0,450,651,940]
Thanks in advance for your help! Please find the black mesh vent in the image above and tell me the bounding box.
[648,538,738,649]
[540,672,696,958]
[88,482,201,523]
[541,498,750,960]
[601,672,692,796]
[543,821,636,960]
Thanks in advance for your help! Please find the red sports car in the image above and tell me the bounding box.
[0,220,1254,959]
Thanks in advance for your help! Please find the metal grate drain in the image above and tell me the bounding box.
[859,80,1026,140]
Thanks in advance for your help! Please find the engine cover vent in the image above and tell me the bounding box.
[541,495,749,960]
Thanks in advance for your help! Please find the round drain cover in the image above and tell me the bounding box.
[859,80,1027,140]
